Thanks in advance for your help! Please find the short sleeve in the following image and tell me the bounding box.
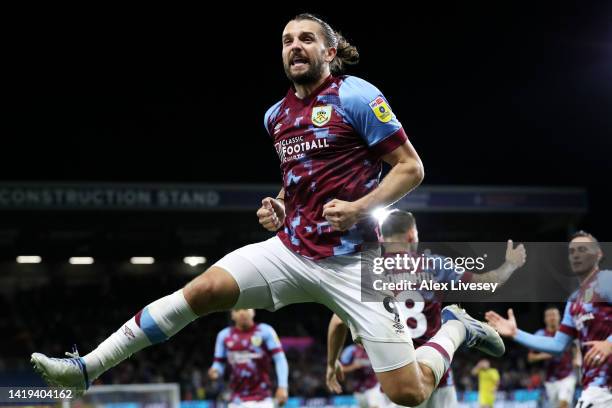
[339,76,407,157]
[340,345,356,365]
[264,99,285,136]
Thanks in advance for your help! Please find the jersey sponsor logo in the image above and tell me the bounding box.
[311,105,333,127]
[251,335,263,347]
[228,350,263,364]
[369,96,393,123]
[273,135,329,164]
[574,312,594,330]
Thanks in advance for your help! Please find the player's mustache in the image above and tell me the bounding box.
[288,52,310,63]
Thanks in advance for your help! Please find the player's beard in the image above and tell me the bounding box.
[284,56,324,86]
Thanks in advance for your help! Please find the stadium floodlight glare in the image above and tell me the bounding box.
[16,255,42,264]
[130,257,155,265]
[69,257,94,265]
[183,256,206,267]
[372,207,391,225]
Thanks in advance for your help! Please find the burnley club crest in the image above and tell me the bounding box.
[311,105,332,127]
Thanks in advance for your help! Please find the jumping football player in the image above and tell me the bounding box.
[32,13,505,407]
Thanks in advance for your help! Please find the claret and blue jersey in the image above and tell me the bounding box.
[514,269,612,390]
[532,328,574,382]
[264,75,408,260]
[559,269,612,389]
[212,323,287,402]
[340,344,378,393]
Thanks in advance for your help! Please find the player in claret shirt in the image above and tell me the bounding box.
[527,306,580,408]
[487,231,612,407]
[326,210,525,408]
[338,342,383,408]
[32,13,506,407]
[208,309,288,408]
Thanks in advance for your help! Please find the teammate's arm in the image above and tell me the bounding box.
[583,338,612,367]
[572,341,582,368]
[527,351,553,363]
[323,141,424,231]
[485,309,573,355]
[469,240,526,284]
[341,361,366,373]
[208,329,228,380]
[326,314,348,393]
[262,324,289,405]
[527,330,553,362]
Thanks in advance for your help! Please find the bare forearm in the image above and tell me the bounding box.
[470,261,517,285]
[354,158,423,215]
[527,352,551,363]
[341,363,361,373]
[327,315,348,366]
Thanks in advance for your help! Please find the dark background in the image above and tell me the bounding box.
[5,3,611,233]
[1,2,611,397]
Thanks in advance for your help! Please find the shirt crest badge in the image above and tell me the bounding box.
[311,105,333,127]
[251,335,263,347]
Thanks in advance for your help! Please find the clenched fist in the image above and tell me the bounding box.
[257,197,285,231]
[322,199,362,231]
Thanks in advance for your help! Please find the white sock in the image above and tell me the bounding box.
[415,320,466,386]
[83,289,198,380]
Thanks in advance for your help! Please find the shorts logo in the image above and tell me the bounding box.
[369,96,393,123]
[123,325,135,339]
[383,296,405,334]
[251,335,263,347]
[311,105,332,127]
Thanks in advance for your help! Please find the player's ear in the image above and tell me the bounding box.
[407,227,417,242]
[325,47,337,63]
